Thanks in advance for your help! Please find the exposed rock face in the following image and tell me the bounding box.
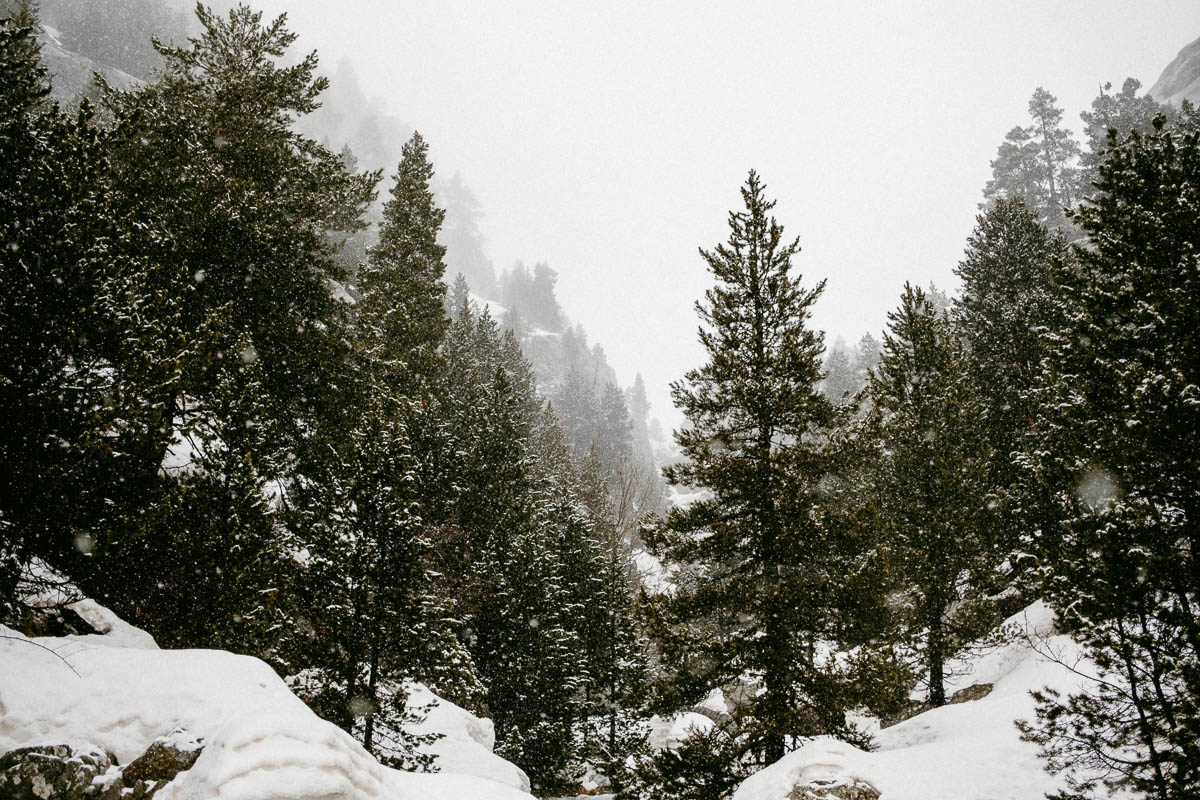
[1149,35,1200,106]
[949,682,993,704]
[0,735,203,800]
[788,778,880,800]
[879,683,994,728]
[0,745,114,800]
[121,738,202,785]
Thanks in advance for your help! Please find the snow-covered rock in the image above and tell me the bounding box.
[647,711,715,751]
[733,603,1089,800]
[406,683,531,792]
[0,603,533,800]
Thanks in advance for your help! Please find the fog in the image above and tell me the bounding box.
[230,0,1197,428]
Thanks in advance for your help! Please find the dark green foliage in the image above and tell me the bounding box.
[651,171,851,767]
[953,198,1067,563]
[1018,118,1200,798]
[867,283,993,706]
[286,397,451,768]
[619,727,749,800]
[359,130,449,394]
[0,6,186,622]
[99,3,377,440]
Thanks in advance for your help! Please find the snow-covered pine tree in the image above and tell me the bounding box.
[1018,114,1200,799]
[359,130,449,395]
[0,6,188,622]
[650,170,844,764]
[867,283,992,706]
[99,3,376,443]
[286,395,448,769]
[953,198,1067,566]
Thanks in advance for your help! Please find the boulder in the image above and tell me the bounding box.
[949,683,993,704]
[0,745,114,800]
[788,777,880,800]
[120,736,202,785]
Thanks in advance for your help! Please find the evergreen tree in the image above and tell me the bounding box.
[821,344,857,403]
[953,198,1067,562]
[359,130,449,394]
[0,6,186,619]
[867,284,992,706]
[286,397,453,768]
[984,87,1082,229]
[99,3,376,443]
[1018,117,1200,799]
[650,171,843,764]
[1079,78,1174,195]
[439,173,497,296]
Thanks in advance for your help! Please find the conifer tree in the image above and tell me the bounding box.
[650,171,842,763]
[1018,117,1200,799]
[984,87,1082,229]
[359,130,449,394]
[100,3,376,440]
[286,396,454,768]
[0,7,186,617]
[1079,78,1174,194]
[867,284,992,706]
[953,198,1067,563]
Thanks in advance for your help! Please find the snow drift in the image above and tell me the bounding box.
[733,602,1091,800]
[0,598,533,800]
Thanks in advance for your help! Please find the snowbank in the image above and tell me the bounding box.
[406,682,531,792]
[0,606,533,800]
[733,603,1090,800]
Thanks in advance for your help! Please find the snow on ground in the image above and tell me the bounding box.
[406,682,531,792]
[733,602,1091,800]
[0,603,533,800]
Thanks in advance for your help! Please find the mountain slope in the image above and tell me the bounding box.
[1149,34,1200,106]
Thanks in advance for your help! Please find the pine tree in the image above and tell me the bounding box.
[359,130,449,394]
[650,171,842,764]
[1018,116,1200,799]
[821,344,857,403]
[1079,78,1174,195]
[867,284,992,706]
[99,3,377,441]
[286,396,451,768]
[0,6,186,618]
[984,87,1082,229]
[953,198,1067,563]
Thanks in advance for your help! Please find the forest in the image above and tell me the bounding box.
[1,3,1198,800]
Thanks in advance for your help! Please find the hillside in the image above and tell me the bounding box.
[1149,34,1200,106]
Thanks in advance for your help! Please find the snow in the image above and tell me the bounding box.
[732,602,1089,800]
[0,601,534,800]
[405,683,531,793]
[647,712,714,751]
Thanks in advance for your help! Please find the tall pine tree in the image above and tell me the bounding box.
[650,171,842,764]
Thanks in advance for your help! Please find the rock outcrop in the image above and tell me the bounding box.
[1149,35,1200,106]
[0,745,113,800]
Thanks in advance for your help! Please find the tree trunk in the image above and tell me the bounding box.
[928,610,946,707]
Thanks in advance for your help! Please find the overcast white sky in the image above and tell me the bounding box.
[251,0,1197,430]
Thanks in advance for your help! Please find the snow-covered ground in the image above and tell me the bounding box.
[733,602,1089,800]
[0,598,533,800]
